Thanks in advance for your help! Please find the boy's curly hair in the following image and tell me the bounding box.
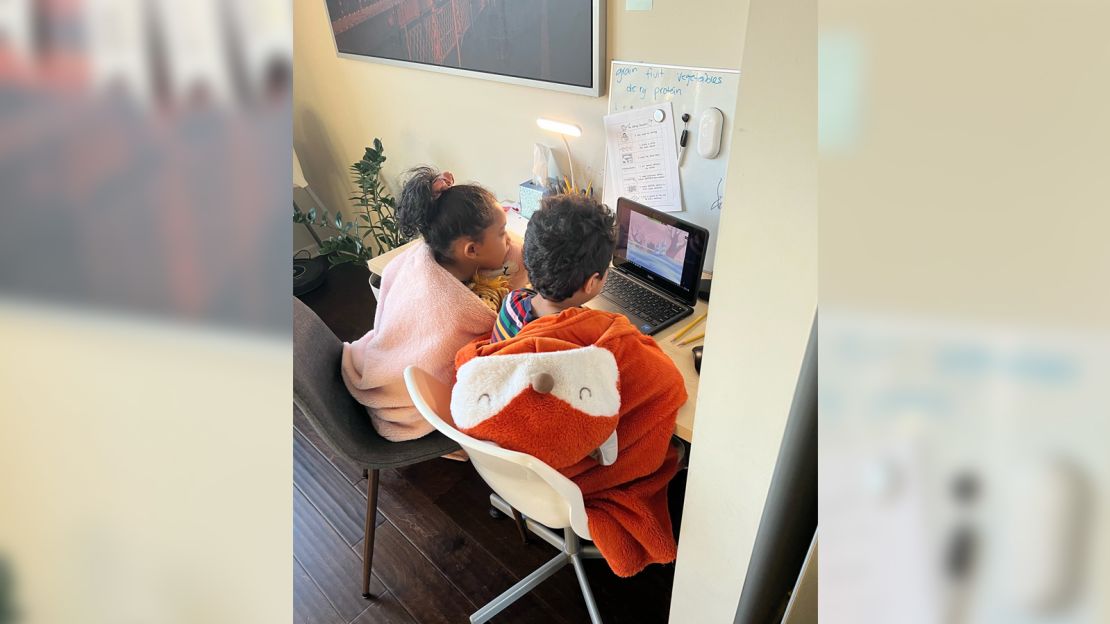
[524,194,617,302]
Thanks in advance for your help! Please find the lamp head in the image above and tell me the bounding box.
[536,117,582,138]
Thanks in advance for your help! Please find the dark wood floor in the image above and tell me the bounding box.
[294,262,685,624]
[293,409,685,624]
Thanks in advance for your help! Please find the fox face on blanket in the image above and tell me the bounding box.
[454,307,687,577]
[452,346,622,468]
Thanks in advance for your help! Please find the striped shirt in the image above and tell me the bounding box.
[491,288,539,343]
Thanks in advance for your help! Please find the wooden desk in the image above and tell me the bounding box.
[365,211,705,443]
[366,238,417,276]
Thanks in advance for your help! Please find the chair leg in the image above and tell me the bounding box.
[571,554,604,624]
[483,496,605,623]
[581,544,605,559]
[490,494,562,550]
[510,507,529,544]
[486,497,532,541]
[564,530,604,624]
[471,552,568,624]
[362,469,380,599]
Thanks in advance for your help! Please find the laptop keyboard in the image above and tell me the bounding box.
[602,271,687,325]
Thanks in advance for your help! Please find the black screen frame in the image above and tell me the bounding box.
[612,197,709,306]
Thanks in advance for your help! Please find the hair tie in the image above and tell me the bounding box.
[430,171,455,200]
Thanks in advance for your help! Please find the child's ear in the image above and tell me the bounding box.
[585,272,606,296]
[462,239,479,258]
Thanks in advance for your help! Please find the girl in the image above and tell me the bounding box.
[341,167,527,441]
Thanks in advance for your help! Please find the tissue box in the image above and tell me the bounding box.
[518,180,547,220]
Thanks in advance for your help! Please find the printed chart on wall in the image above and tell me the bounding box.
[604,61,740,272]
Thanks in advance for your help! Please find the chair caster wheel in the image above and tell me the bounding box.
[489,506,504,519]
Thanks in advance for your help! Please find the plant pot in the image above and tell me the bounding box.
[369,272,382,301]
[293,256,328,296]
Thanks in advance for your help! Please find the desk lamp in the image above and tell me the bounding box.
[536,117,582,191]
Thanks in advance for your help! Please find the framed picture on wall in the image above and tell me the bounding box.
[324,0,606,97]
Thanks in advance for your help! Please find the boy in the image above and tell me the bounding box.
[491,193,617,342]
[457,192,686,577]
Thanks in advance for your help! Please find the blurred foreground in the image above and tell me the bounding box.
[0,1,292,622]
[820,1,1110,622]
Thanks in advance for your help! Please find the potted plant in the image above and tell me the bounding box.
[293,139,413,299]
[293,138,412,267]
[350,138,409,255]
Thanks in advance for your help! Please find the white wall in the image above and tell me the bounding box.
[669,0,816,620]
[293,0,751,225]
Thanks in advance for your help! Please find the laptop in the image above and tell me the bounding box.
[591,197,710,335]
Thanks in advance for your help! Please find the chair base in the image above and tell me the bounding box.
[477,495,605,624]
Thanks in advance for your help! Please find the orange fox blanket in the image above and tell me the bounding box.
[454,307,686,577]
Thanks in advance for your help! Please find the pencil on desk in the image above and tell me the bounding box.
[677,332,705,347]
[670,312,707,343]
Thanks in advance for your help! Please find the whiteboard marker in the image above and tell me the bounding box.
[678,113,691,166]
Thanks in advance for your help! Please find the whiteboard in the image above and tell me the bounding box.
[604,61,740,272]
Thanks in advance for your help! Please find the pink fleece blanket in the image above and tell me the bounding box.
[342,241,525,441]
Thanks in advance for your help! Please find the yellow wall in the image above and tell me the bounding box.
[293,0,751,225]
[670,0,816,619]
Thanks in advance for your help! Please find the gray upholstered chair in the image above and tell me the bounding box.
[293,298,459,598]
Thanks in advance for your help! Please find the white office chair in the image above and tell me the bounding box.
[403,365,607,624]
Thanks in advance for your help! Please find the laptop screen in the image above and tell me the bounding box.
[612,198,709,306]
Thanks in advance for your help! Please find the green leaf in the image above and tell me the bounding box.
[348,139,397,249]
[334,212,343,228]
[307,207,317,221]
